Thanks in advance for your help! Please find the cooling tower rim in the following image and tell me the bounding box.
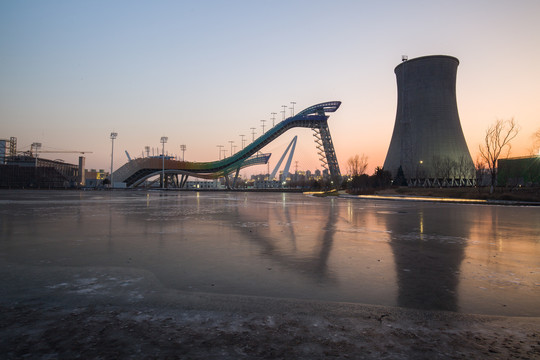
[395,55,459,72]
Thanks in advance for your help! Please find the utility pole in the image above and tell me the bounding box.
[109,133,117,188]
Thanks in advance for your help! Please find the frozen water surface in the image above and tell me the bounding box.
[0,190,539,316]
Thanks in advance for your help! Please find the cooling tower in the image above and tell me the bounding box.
[383,55,475,184]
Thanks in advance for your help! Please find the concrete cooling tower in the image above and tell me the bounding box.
[383,55,475,186]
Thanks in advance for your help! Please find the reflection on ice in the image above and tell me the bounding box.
[0,190,538,316]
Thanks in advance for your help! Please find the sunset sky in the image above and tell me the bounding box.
[1,0,539,177]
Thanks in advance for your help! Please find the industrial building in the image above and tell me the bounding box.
[0,137,87,188]
[0,155,84,188]
[497,156,540,187]
[383,55,475,186]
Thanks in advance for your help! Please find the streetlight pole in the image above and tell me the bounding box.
[109,133,117,188]
[240,135,245,149]
[261,119,266,134]
[32,142,42,168]
[180,144,186,161]
[217,145,223,160]
[32,142,42,186]
[229,140,234,156]
[290,101,296,116]
[160,136,168,189]
[271,112,277,127]
[250,127,256,142]
[281,105,287,120]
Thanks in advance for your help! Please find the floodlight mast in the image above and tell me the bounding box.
[240,135,246,150]
[160,136,168,189]
[32,142,42,168]
[180,144,186,161]
[217,145,223,160]
[109,133,117,188]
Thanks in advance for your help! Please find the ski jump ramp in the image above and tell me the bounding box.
[112,101,342,188]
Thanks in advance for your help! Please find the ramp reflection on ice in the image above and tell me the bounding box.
[0,191,538,316]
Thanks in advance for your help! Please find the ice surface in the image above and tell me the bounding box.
[1,190,539,316]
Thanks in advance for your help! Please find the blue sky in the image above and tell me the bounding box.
[1,0,539,175]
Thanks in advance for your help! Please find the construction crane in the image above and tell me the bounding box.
[20,150,93,157]
[27,142,92,156]
[35,150,93,154]
[30,148,93,157]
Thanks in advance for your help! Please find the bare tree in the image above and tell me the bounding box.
[456,155,473,183]
[529,127,540,155]
[347,154,368,177]
[432,156,444,179]
[479,118,520,192]
[432,155,458,185]
[474,154,489,186]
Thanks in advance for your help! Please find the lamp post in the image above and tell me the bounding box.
[290,101,296,116]
[271,112,277,126]
[240,135,245,150]
[281,105,287,120]
[109,133,117,188]
[180,144,186,161]
[217,145,223,160]
[229,140,234,156]
[160,136,168,189]
[32,142,42,168]
[250,127,256,142]
[261,119,266,134]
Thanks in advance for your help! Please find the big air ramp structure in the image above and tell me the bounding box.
[383,55,475,187]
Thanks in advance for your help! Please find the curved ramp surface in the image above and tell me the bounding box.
[112,101,341,188]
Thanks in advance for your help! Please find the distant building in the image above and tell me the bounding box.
[84,169,108,188]
[0,137,16,165]
[0,139,8,164]
[185,179,222,189]
[0,155,81,188]
[497,156,540,187]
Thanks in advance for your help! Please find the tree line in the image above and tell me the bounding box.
[346,118,539,194]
